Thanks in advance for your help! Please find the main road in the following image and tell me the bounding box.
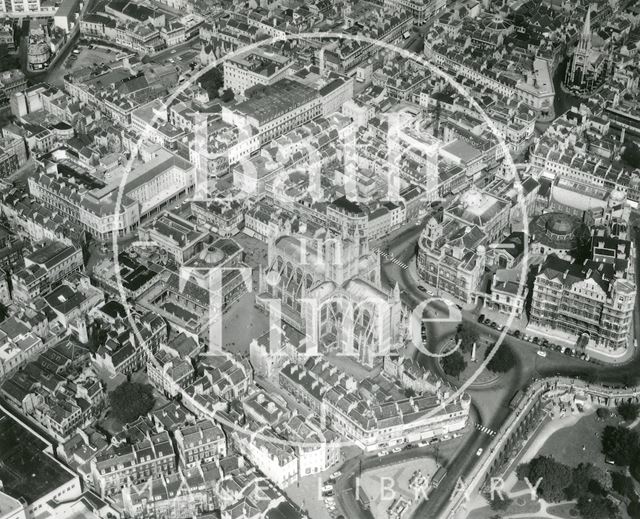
[335,221,640,519]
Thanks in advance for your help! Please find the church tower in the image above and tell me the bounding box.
[566,7,592,87]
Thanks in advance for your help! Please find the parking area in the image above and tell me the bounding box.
[49,45,119,86]
[475,312,593,362]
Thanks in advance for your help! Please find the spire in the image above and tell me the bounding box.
[578,6,592,53]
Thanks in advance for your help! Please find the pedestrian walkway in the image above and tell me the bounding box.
[470,421,497,437]
[374,248,409,270]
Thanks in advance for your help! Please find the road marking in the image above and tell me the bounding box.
[472,422,497,436]
[374,248,409,270]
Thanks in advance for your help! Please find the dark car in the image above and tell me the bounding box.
[417,285,427,292]
[514,330,521,338]
[532,337,540,344]
[564,347,572,355]
[484,318,492,325]
[490,321,498,328]
[477,314,485,323]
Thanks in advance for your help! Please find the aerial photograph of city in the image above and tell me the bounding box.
[0,0,640,518]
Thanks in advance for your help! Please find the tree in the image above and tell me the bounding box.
[404,387,416,398]
[109,382,155,424]
[611,472,636,500]
[525,456,572,503]
[516,463,529,481]
[220,88,234,103]
[622,141,640,169]
[628,500,640,519]
[601,426,639,466]
[630,452,640,483]
[488,494,512,511]
[618,402,640,422]
[441,351,466,379]
[456,322,478,353]
[485,344,516,373]
[576,494,619,519]
[199,66,224,99]
[565,463,609,500]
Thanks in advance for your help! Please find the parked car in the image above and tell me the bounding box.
[476,448,484,456]
[532,337,540,344]
[417,285,427,292]
[331,471,342,479]
[377,450,389,457]
[537,350,547,358]
[514,330,521,338]
[392,447,402,453]
[564,347,572,356]
[477,314,485,323]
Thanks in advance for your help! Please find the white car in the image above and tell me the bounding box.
[476,448,484,456]
[331,471,342,479]
[537,350,547,358]
[377,450,389,457]
[418,441,429,447]
[322,484,333,492]
[392,447,402,453]
[427,289,435,296]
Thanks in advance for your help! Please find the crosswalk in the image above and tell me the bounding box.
[472,422,497,437]
[374,249,409,270]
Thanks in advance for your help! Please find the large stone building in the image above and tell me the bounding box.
[303,279,403,367]
[417,216,487,304]
[564,8,612,96]
[529,246,635,352]
[259,232,380,328]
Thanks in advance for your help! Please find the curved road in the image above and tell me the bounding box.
[335,224,640,519]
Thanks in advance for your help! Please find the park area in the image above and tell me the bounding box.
[469,405,640,519]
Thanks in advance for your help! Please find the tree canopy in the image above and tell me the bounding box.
[109,382,155,424]
[517,457,615,508]
[622,141,640,169]
[456,322,478,353]
[611,472,636,501]
[485,343,516,373]
[601,425,639,466]
[524,456,573,503]
[576,494,619,519]
[618,401,640,422]
[441,351,466,379]
[199,66,224,99]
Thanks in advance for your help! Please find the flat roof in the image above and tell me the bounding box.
[0,408,76,505]
[55,0,80,18]
[233,78,319,126]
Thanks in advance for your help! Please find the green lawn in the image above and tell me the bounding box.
[537,411,621,471]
